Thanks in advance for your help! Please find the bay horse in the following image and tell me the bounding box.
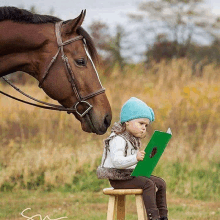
[0,7,112,135]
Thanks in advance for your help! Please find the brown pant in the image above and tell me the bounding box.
[109,175,168,220]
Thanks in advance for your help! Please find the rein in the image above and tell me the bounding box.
[0,76,81,112]
[0,21,105,117]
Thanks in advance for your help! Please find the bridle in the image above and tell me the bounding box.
[0,21,105,118]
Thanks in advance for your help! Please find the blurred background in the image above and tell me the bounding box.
[0,0,219,219]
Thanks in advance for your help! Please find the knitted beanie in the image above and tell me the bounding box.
[120,97,155,123]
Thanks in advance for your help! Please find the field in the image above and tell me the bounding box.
[0,59,219,219]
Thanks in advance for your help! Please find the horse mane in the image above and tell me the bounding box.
[0,6,98,62]
[77,26,99,64]
[0,6,61,23]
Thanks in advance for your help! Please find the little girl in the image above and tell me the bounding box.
[97,97,168,220]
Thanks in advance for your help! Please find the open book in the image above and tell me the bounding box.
[131,128,172,178]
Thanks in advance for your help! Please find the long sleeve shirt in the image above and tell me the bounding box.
[101,133,138,169]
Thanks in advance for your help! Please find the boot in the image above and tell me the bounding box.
[160,217,168,220]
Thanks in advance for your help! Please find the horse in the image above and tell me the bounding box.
[0,7,112,135]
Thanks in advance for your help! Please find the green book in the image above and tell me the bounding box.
[131,128,172,178]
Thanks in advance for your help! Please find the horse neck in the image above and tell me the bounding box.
[0,21,54,78]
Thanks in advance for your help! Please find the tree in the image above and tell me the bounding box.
[128,0,220,62]
[146,33,188,63]
[88,21,112,59]
[88,21,127,75]
[105,25,127,72]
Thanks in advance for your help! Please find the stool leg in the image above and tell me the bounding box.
[117,195,125,220]
[107,195,117,220]
[135,195,146,220]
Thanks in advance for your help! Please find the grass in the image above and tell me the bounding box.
[0,159,219,219]
[0,189,219,220]
[0,58,219,219]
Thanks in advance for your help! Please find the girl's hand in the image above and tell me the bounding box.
[136,150,145,161]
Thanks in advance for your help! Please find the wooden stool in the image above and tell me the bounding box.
[103,188,147,220]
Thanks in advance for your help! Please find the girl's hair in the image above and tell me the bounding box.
[115,122,126,135]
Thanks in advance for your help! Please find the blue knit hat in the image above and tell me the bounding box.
[120,97,155,123]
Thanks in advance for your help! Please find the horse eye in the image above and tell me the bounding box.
[75,58,86,66]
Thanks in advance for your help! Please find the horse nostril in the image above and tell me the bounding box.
[104,114,111,129]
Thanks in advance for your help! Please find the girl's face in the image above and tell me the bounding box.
[125,118,150,138]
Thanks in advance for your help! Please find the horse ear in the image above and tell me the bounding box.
[63,9,86,34]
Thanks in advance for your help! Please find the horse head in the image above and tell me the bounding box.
[37,10,112,134]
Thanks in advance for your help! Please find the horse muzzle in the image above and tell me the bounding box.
[73,106,110,135]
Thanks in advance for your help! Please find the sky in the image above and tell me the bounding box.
[1,0,220,27]
[1,0,220,62]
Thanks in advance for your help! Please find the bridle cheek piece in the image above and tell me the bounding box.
[39,21,105,117]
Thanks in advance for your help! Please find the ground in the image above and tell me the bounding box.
[0,190,219,220]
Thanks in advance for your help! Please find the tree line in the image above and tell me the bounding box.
[90,0,220,76]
